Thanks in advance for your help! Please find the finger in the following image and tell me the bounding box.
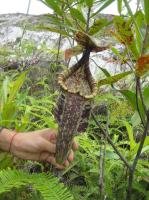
[39,152,51,161]
[42,140,56,153]
[39,129,57,141]
[67,150,74,162]
[50,137,57,144]
[72,140,78,151]
[46,156,65,169]
[64,160,70,167]
[13,150,44,161]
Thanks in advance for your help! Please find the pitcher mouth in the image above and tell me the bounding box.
[58,66,97,99]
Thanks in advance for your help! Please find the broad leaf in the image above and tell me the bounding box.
[44,13,73,28]
[98,71,132,87]
[8,71,28,103]
[44,0,63,16]
[117,0,122,15]
[111,46,128,63]
[133,136,149,155]
[144,0,149,24]
[91,0,115,18]
[135,11,144,54]
[124,121,135,150]
[97,66,111,77]
[131,111,141,127]
[143,86,149,108]
[1,102,17,126]
[70,8,86,24]
[119,90,145,119]
[35,25,69,37]
[0,77,10,106]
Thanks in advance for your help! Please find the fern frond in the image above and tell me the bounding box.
[0,169,74,200]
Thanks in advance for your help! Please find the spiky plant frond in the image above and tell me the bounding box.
[0,169,74,200]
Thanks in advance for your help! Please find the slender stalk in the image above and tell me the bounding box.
[91,113,131,170]
[86,7,91,33]
[99,108,108,199]
[137,77,148,115]
[135,78,145,127]
[56,34,62,65]
[126,24,149,200]
[56,2,65,65]
[99,142,104,199]
[135,0,141,12]
[19,0,31,47]
[126,111,149,199]
[141,25,149,54]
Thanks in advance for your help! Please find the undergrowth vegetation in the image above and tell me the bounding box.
[0,0,149,200]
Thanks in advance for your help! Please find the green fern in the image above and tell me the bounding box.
[0,169,74,200]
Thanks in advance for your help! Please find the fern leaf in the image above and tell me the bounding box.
[0,169,74,200]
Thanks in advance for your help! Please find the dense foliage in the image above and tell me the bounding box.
[0,0,149,200]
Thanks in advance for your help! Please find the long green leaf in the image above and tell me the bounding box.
[70,8,86,24]
[91,0,115,18]
[117,0,122,14]
[97,66,111,77]
[143,86,149,108]
[119,90,145,119]
[111,46,128,62]
[98,71,132,87]
[88,18,110,35]
[1,77,9,105]
[1,103,17,126]
[8,71,28,103]
[35,25,69,37]
[144,0,149,24]
[44,0,63,16]
[133,136,149,155]
[135,11,144,54]
[124,121,135,150]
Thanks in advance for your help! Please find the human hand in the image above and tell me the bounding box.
[2,129,78,169]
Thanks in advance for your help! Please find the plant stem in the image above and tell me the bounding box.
[91,113,131,170]
[99,142,105,199]
[19,0,31,47]
[56,34,62,65]
[141,25,149,54]
[99,109,108,200]
[126,110,149,199]
[137,77,148,116]
[126,23,149,200]
[86,7,91,33]
[56,2,64,65]
[135,77,145,127]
